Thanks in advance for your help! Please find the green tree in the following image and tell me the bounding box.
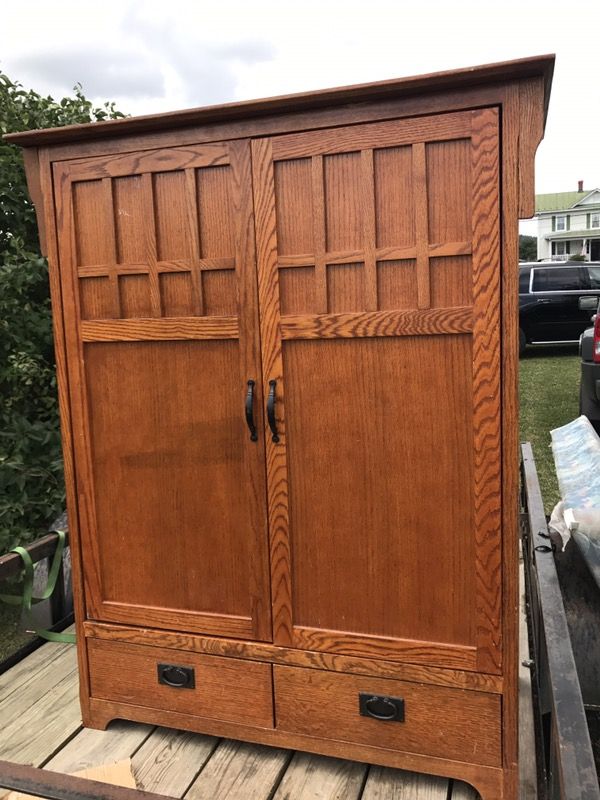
[0,73,125,551]
[519,234,538,261]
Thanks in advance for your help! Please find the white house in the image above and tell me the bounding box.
[535,181,600,261]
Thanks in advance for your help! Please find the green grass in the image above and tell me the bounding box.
[519,345,581,513]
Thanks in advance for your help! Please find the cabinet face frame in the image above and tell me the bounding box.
[51,140,273,642]
[31,71,549,800]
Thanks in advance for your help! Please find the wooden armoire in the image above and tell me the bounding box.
[8,56,554,799]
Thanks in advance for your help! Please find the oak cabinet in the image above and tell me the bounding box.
[8,55,554,800]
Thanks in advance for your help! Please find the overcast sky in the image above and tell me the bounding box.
[2,1,598,235]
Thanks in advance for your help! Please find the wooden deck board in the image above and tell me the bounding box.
[361,766,449,799]
[272,751,367,799]
[132,728,217,795]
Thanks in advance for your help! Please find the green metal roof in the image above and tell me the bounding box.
[535,192,589,212]
[545,229,600,240]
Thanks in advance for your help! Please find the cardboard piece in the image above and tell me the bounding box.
[0,758,137,800]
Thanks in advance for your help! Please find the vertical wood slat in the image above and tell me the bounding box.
[141,173,162,317]
[185,168,204,316]
[471,108,502,675]
[361,149,378,312]
[251,137,294,647]
[412,142,431,310]
[102,177,121,318]
[311,156,328,314]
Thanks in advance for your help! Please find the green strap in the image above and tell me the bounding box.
[0,530,76,643]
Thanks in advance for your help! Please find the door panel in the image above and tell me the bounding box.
[252,109,502,672]
[54,140,272,641]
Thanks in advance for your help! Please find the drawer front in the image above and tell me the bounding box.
[87,638,274,728]
[274,665,501,766]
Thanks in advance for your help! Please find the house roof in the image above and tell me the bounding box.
[536,189,600,213]
[536,192,589,212]
[545,229,600,240]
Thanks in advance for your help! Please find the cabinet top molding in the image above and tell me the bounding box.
[4,54,554,148]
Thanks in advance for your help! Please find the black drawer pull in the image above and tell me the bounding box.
[267,380,280,443]
[245,380,258,441]
[359,693,404,722]
[157,663,195,689]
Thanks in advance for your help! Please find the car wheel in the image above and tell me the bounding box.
[519,328,526,356]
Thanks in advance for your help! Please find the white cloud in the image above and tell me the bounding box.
[0,0,598,217]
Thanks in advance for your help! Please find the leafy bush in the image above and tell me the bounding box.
[0,73,124,552]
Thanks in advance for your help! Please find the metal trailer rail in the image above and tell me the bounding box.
[521,442,600,799]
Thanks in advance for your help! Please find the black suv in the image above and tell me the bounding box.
[519,262,600,355]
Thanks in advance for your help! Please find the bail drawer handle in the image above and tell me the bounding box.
[359,693,405,722]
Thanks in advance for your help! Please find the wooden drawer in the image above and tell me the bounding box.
[87,638,274,728]
[274,665,501,766]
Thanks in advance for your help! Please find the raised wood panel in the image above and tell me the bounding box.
[426,139,472,244]
[84,341,264,622]
[374,146,414,248]
[273,158,313,255]
[377,259,418,310]
[79,277,114,320]
[202,269,238,316]
[119,273,152,318]
[153,170,193,261]
[113,175,147,264]
[430,255,473,309]
[197,166,235,258]
[72,179,114,266]
[326,263,365,313]
[324,152,362,252]
[160,271,196,317]
[283,336,476,649]
[274,665,501,767]
[279,267,316,315]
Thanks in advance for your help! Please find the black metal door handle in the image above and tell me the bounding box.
[245,380,258,441]
[267,380,280,443]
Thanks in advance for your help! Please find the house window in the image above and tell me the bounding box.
[592,213,600,229]
[552,240,570,256]
[555,215,567,231]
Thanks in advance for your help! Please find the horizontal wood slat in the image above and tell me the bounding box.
[277,242,471,268]
[291,626,478,670]
[78,258,235,278]
[280,307,473,339]
[271,112,472,159]
[80,317,239,342]
[99,602,254,639]
[62,144,230,181]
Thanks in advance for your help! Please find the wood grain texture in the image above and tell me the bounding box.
[22,147,47,255]
[185,740,291,800]
[274,665,501,767]
[412,142,431,309]
[280,307,473,339]
[470,108,502,675]
[272,752,366,799]
[518,77,546,218]
[251,136,293,646]
[40,147,93,725]
[361,766,450,800]
[132,728,218,794]
[44,721,152,773]
[83,621,503,692]
[271,112,472,159]
[60,143,229,181]
[87,638,274,728]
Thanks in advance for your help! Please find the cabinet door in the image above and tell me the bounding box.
[252,109,502,673]
[54,140,272,641]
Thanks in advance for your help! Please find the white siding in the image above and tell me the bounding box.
[578,190,600,206]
